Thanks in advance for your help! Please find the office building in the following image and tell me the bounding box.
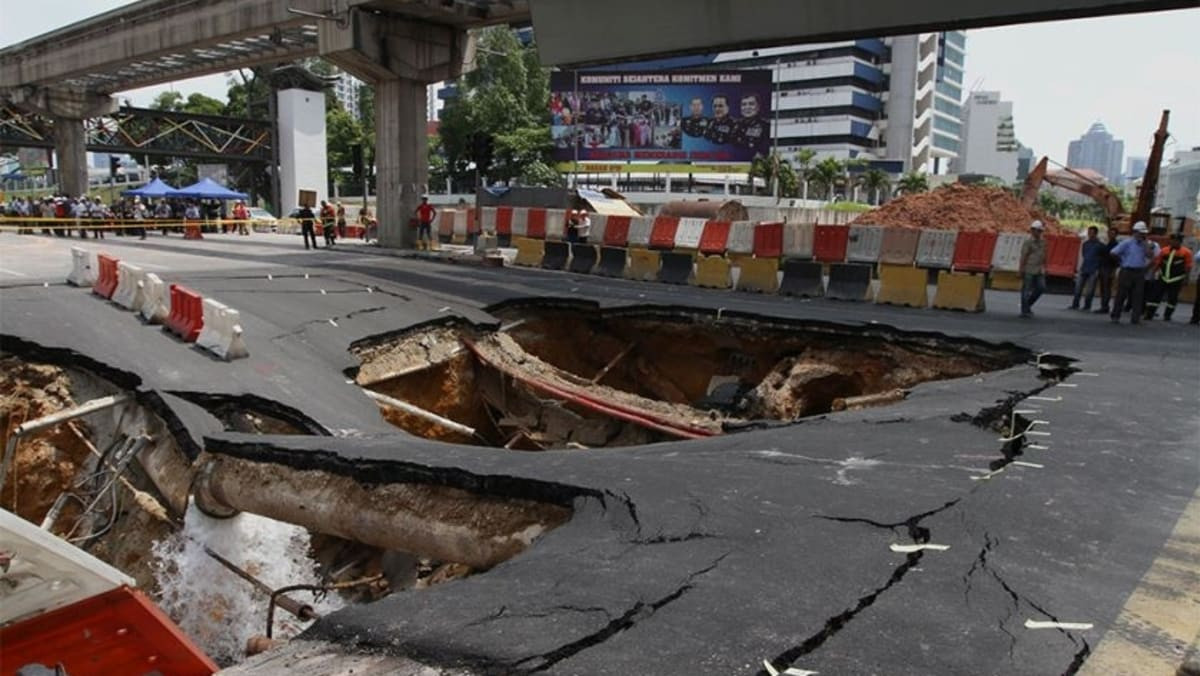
[1125,156,1147,184]
[331,69,362,117]
[1157,148,1200,222]
[1067,122,1124,185]
[952,91,1019,183]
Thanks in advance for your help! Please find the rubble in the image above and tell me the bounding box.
[851,184,1070,234]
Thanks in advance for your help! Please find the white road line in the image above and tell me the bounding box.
[0,267,29,277]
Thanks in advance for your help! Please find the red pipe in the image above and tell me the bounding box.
[462,339,716,440]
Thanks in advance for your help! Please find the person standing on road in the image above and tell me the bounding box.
[1093,226,1120,314]
[1018,220,1047,318]
[299,204,318,250]
[1144,232,1193,321]
[1109,221,1159,324]
[319,200,337,246]
[232,200,250,236]
[336,202,347,239]
[1070,226,1105,310]
[415,196,436,250]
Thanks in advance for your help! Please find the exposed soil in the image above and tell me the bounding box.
[851,184,1070,234]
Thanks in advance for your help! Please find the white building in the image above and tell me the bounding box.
[1157,148,1200,222]
[332,70,362,117]
[953,91,1018,183]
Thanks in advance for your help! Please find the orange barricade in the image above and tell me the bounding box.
[753,222,784,258]
[649,215,680,250]
[603,216,631,247]
[438,211,454,239]
[1045,235,1082,278]
[164,284,204,342]
[183,220,203,240]
[952,231,998,273]
[92,254,120,299]
[495,206,513,236]
[699,220,732,255]
[526,208,547,239]
[813,225,849,263]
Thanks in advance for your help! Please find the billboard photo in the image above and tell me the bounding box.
[550,71,772,166]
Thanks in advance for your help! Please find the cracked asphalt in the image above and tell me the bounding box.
[1,231,1197,675]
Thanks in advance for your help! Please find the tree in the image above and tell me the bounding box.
[808,157,844,200]
[149,91,184,111]
[793,148,816,200]
[225,68,271,119]
[182,93,225,117]
[859,168,891,205]
[749,152,798,197]
[896,171,930,195]
[436,27,559,189]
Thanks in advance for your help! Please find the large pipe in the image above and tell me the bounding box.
[0,393,132,493]
[193,455,571,570]
[362,389,476,437]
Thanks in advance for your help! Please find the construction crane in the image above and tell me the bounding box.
[1021,110,1171,234]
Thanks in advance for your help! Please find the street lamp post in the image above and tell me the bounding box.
[773,58,780,199]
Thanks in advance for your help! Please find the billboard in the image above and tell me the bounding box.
[550,70,772,166]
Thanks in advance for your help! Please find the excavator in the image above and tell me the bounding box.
[1021,110,1172,234]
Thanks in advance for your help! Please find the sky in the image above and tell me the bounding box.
[3,1,1198,168]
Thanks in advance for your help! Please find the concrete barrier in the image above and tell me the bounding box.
[111,262,146,311]
[735,257,779,294]
[513,237,545,267]
[541,240,570,270]
[875,263,928,308]
[847,225,884,263]
[66,247,94,287]
[568,243,598,274]
[932,271,986,312]
[658,252,694,285]
[195,299,249,361]
[916,229,957,269]
[675,217,706,250]
[779,259,824,297]
[693,255,732,289]
[991,232,1028,272]
[139,273,170,324]
[627,216,654,247]
[625,247,661,281]
[783,222,815,259]
[825,262,873,301]
[597,247,628,277]
[879,227,921,265]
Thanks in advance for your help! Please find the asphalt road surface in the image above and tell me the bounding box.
[1,230,1197,676]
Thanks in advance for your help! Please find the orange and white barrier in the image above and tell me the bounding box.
[195,299,248,361]
[545,209,567,240]
[111,262,146,311]
[139,273,170,324]
[991,232,1029,272]
[510,207,529,237]
[66,247,94,287]
[726,221,756,255]
[627,216,654,247]
[674,218,707,250]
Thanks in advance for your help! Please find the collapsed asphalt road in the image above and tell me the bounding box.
[1,233,1197,675]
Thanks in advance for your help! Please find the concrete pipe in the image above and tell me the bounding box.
[193,455,571,570]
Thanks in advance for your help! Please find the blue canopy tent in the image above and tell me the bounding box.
[121,177,177,197]
[166,177,248,200]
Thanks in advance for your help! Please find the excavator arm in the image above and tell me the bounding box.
[1021,156,1125,221]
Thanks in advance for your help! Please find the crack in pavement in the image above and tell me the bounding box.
[269,306,389,340]
[507,552,730,674]
[464,604,613,629]
[758,499,962,675]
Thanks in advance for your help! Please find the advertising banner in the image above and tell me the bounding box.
[550,70,772,166]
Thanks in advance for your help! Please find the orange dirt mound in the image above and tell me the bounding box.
[851,184,1069,235]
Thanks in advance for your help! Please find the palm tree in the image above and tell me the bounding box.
[896,171,929,196]
[843,158,868,202]
[793,148,816,201]
[859,168,891,205]
[809,157,844,201]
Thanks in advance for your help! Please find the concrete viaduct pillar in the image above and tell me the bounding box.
[9,88,115,198]
[320,9,468,249]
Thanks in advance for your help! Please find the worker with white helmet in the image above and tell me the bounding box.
[1108,221,1160,324]
[1018,220,1047,318]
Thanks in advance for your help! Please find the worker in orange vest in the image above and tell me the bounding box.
[1145,232,1193,321]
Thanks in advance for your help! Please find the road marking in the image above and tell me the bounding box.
[0,267,29,277]
[1011,461,1045,469]
[890,543,950,553]
[1079,486,1200,675]
[763,660,818,676]
[1025,620,1094,631]
[1029,395,1063,402]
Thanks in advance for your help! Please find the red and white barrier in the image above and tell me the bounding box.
[916,229,957,269]
[67,248,94,287]
[195,299,248,361]
[139,273,170,324]
[111,262,146,311]
[991,233,1028,272]
[627,216,654,247]
[674,218,707,249]
[510,207,529,237]
[726,221,755,255]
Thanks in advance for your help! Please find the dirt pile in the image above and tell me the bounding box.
[851,184,1069,234]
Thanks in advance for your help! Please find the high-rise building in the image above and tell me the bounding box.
[1067,122,1124,185]
[1016,143,1036,182]
[597,31,967,174]
[1157,148,1200,222]
[331,70,362,117]
[1125,156,1147,184]
[952,90,1018,183]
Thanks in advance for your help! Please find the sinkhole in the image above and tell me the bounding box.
[352,304,1030,449]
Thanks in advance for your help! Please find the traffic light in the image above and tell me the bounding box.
[470,132,494,173]
[109,156,120,178]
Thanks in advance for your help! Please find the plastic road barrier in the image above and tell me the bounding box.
[437,211,454,241]
[195,299,249,361]
[952,231,998,273]
[875,264,929,308]
[779,259,825,297]
[139,273,170,324]
[753,222,785,258]
[627,216,654,247]
[693,255,732,289]
[825,262,873,301]
[699,221,732,255]
[67,248,94,287]
[813,225,849,262]
[726,221,755,255]
[990,271,1022,291]
[164,285,204,342]
[783,223,815,259]
[658,252,694,285]
[452,210,470,244]
[649,215,680,250]
[597,247,628,277]
[568,244,598,274]
[932,271,986,312]
[92,254,120,299]
[603,216,631,247]
[1045,235,1082,278]
[916,229,957,269]
[847,224,884,263]
[991,232,1028,272]
[541,240,570,270]
[544,209,566,240]
[879,227,921,265]
[510,207,529,238]
[111,262,146,311]
[674,217,706,250]
[735,257,779,293]
[525,208,548,239]
[513,237,545,267]
[588,214,609,245]
[625,247,660,281]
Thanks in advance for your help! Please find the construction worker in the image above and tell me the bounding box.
[1109,221,1160,324]
[232,200,250,236]
[415,196,436,250]
[319,200,337,246]
[1018,220,1047,318]
[1145,232,1193,321]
